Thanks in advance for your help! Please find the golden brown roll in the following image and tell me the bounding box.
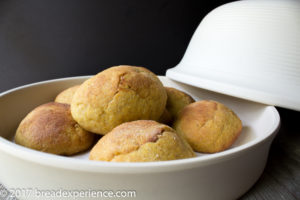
[173,100,242,153]
[165,87,195,118]
[89,120,195,162]
[15,102,95,155]
[71,65,167,134]
[55,85,80,104]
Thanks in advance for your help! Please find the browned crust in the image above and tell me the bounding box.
[165,87,195,118]
[15,102,94,155]
[89,120,172,161]
[174,100,242,153]
[89,120,195,162]
[71,65,167,134]
[55,85,80,104]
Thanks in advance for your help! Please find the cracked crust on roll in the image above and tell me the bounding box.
[71,66,167,135]
[15,102,95,155]
[55,85,80,104]
[89,120,195,162]
[173,100,242,153]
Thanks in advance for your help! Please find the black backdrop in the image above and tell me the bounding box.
[0,0,230,92]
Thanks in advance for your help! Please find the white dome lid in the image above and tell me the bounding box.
[166,0,300,111]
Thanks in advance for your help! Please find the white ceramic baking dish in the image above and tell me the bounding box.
[0,76,280,200]
[167,0,300,111]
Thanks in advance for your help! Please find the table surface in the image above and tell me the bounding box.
[241,107,300,200]
[1,107,299,200]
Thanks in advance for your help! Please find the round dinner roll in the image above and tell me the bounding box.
[71,65,167,134]
[89,120,195,162]
[15,102,95,155]
[165,87,195,118]
[55,85,80,104]
[173,100,242,153]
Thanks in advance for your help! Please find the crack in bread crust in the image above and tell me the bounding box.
[89,120,195,162]
[71,66,167,134]
[108,129,166,161]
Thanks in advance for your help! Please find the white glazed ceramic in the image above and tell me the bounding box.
[167,0,300,111]
[0,76,279,200]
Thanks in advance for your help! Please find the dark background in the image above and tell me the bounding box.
[0,1,299,199]
[0,0,229,91]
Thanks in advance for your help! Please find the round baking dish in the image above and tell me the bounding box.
[0,76,280,200]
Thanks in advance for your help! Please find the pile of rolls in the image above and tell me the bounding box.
[15,65,242,162]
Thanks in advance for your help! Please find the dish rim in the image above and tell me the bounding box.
[0,76,281,174]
